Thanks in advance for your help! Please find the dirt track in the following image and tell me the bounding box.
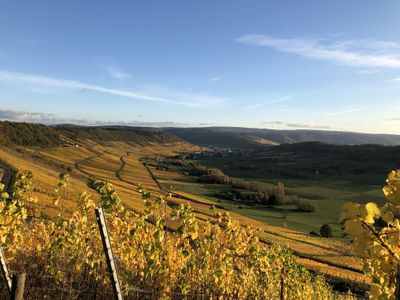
[0,160,12,190]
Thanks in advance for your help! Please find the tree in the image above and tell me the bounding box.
[296,199,317,213]
[277,182,285,196]
[273,182,285,205]
[320,224,333,237]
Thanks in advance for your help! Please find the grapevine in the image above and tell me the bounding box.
[341,170,400,299]
[0,170,351,299]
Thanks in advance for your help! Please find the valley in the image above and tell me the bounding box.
[2,123,400,296]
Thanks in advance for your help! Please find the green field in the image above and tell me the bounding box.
[192,155,385,237]
[157,146,393,236]
[151,160,369,291]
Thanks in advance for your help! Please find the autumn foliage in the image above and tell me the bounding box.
[341,170,400,299]
[0,170,352,299]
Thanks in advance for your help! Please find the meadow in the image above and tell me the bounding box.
[193,146,391,235]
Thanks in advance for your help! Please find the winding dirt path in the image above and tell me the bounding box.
[142,163,163,191]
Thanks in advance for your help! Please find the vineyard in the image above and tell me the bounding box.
[0,169,355,299]
[0,134,395,299]
[2,0,399,298]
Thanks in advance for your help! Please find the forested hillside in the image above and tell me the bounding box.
[0,122,185,148]
[165,127,400,149]
[0,121,62,147]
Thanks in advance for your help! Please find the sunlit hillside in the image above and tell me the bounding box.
[0,122,370,296]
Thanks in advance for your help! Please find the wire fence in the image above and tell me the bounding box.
[0,203,361,300]
[0,255,360,300]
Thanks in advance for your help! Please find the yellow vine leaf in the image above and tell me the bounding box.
[363,202,380,224]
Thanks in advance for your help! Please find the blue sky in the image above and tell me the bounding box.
[1,1,400,133]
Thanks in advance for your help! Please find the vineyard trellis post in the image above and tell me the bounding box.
[280,266,285,300]
[0,247,12,294]
[95,207,124,300]
[395,264,400,300]
[10,272,26,300]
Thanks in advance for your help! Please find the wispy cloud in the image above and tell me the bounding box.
[245,96,292,110]
[0,109,64,123]
[0,108,211,127]
[325,107,366,116]
[237,34,400,69]
[356,69,379,75]
[210,76,221,82]
[262,121,333,130]
[386,117,400,122]
[0,70,228,108]
[105,65,131,79]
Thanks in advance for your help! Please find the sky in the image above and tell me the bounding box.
[1,0,400,133]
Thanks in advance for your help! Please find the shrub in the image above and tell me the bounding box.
[231,179,250,190]
[295,199,317,213]
[198,168,230,184]
[198,173,229,184]
[320,224,333,238]
[269,194,286,205]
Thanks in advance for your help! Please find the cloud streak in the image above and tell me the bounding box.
[0,70,227,108]
[245,96,292,110]
[237,34,400,69]
[325,107,366,116]
[262,121,333,130]
[387,117,400,122]
[105,65,131,79]
[0,108,213,127]
[356,69,379,75]
[209,76,221,82]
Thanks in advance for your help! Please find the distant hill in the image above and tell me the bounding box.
[197,141,400,188]
[0,121,62,147]
[57,125,184,146]
[2,122,400,149]
[164,127,400,149]
[0,122,185,148]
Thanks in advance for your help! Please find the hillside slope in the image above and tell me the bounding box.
[164,127,400,149]
[0,121,186,148]
[0,122,369,294]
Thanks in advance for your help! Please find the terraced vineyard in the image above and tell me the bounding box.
[0,136,368,295]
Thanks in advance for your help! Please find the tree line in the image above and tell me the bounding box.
[149,155,316,212]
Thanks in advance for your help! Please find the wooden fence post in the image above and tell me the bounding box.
[95,207,124,300]
[395,264,400,300]
[11,273,26,300]
[280,267,285,300]
[0,247,12,294]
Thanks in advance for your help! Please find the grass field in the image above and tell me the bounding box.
[192,151,389,237]
[154,167,347,235]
